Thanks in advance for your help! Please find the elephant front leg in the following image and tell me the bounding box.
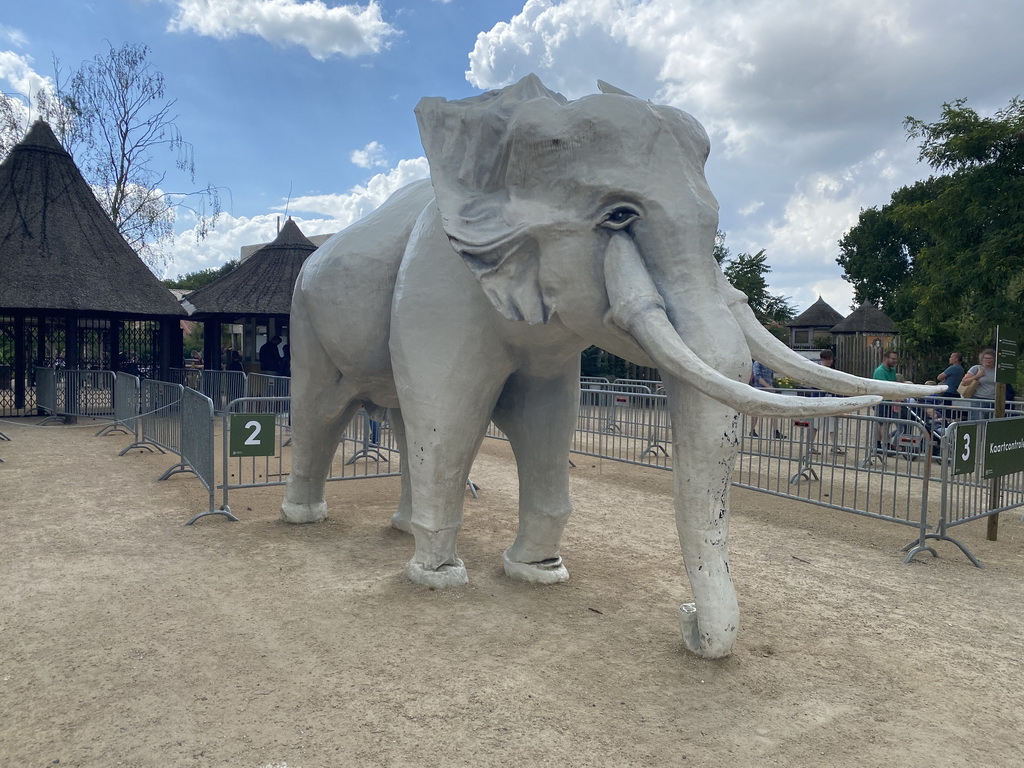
[664,379,741,659]
[492,366,578,584]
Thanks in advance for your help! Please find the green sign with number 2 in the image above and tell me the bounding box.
[230,413,277,457]
[953,424,978,476]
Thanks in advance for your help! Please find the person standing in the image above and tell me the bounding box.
[937,352,965,397]
[749,360,784,439]
[873,349,899,451]
[259,335,283,373]
[811,349,844,455]
[961,348,997,418]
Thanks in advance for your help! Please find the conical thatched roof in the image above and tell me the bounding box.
[788,296,845,328]
[829,302,897,334]
[182,218,317,316]
[0,120,183,316]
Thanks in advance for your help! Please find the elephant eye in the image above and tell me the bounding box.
[601,206,641,230]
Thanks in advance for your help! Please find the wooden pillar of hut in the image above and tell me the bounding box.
[203,320,222,371]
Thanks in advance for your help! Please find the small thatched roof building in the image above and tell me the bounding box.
[830,302,900,378]
[830,302,898,334]
[787,296,845,349]
[0,120,184,414]
[181,218,318,371]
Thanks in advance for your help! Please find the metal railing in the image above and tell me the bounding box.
[166,368,247,414]
[181,387,226,525]
[120,380,187,478]
[246,373,291,399]
[34,367,116,424]
[217,397,400,519]
[35,366,55,415]
[96,372,141,438]
[83,372,1024,561]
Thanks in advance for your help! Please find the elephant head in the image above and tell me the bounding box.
[414,75,941,657]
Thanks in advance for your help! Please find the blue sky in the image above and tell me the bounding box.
[3,0,1023,314]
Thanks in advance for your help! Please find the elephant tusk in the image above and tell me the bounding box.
[719,274,946,400]
[603,233,882,417]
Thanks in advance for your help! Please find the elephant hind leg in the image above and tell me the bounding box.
[282,388,362,524]
[491,365,578,584]
[388,408,414,534]
[281,316,363,523]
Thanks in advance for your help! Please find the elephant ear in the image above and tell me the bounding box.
[415,74,568,324]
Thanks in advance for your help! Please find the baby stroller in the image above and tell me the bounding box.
[897,397,947,459]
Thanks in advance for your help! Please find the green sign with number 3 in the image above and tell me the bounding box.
[953,424,978,476]
[230,413,277,457]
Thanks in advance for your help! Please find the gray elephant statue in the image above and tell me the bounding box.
[281,75,940,658]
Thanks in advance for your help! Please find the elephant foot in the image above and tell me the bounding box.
[390,510,413,534]
[406,557,469,588]
[678,603,736,659]
[280,499,327,524]
[503,549,569,584]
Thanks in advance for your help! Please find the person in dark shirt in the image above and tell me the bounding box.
[259,336,283,373]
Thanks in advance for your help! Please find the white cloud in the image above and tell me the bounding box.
[466,0,1024,310]
[350,140,388,168]
[167,0,399,60]
[166,157,430,278]
[0,25,28,47]
[0,50,56,128]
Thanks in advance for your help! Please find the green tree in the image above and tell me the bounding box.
[715,232,797,339]
[163,260,238,291]
[837,96,1024,368]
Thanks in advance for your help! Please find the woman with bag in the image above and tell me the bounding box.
[960,348,997,416]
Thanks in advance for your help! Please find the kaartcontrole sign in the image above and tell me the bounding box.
[983,418,1024,479]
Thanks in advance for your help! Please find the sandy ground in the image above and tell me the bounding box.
[2,417,1024,768]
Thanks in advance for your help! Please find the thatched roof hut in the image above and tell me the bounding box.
[830,302,900,378]
[830,302,898,334]
[0,120,183,414]
[0,121,184,316]
[181,218,318,371]
[787,296,845,349]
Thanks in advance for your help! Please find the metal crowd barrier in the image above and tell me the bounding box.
[246,373,291,399]
[735,411,935,552]
[182,387,229,525]
[613,377,663,393]
[90,372,1024,559]
[167,368,247,414]
[167,367,203,391]
[120,379,186,478]
[200,369,247,414]
[494,384,1024,567]
[921,418,1024,565]
[35,366,55,415]
[97,372,141,438]
[217,397,400,519]
[35,368,116,424]
[575,386,671,469]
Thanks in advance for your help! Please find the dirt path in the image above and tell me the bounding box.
[2,418,1023,767]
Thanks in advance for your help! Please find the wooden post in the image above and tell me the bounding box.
[987,382,1006,541]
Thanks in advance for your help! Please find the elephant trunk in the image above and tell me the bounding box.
[603,231,753,658]
[661,372,742,659]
